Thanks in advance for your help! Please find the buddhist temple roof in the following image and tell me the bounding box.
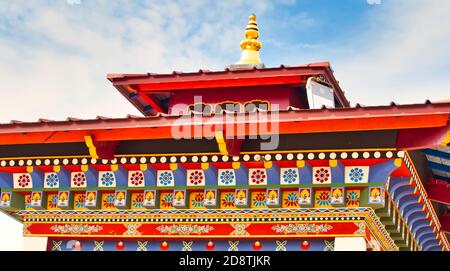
[108,62,351,115]
[0,101,448,134]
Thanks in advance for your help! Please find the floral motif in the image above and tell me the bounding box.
[354,222,366,235]
[191,193,204,208]
[314,168,330,183]
[250,169,266,184]
[75,194,85,209]
[282,169,298,184]
[230,224,250,236]
[349,168,364,182]
[47,194,58,209]
[283,192,299,207]
[346,190,360,207]
[156,224,214,235]
[252,192,266,207]
[50,224,103,234]
[17,174,31,188]
[158,171,173,186]
[130,171,144,186]
[102,194,115,208]
[161,193,173,208]
[219,170,234,185]
[124,224,142,235]
[221,193,235,208]
[100,172,115,186]
[132,194,144,208]
[72,173,86,187]
[271,223,333,234]
[45,173,59,188]
[189,170,204,185]
[316,191,331,206]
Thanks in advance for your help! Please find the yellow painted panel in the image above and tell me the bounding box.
[282,190,299,208]
[220,192,236,209]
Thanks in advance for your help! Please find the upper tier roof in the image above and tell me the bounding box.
[107,62,351,115]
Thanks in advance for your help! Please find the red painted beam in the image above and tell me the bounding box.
[137,75,306,91]
[396,123,450,150]
[441,211,450,233]
[426,178,450,205]
[0,113,447,145]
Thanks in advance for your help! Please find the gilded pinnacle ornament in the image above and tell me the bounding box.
[236,14,263,65]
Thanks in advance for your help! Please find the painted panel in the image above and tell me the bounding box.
[47,194,60,210]
[187,170,205,187]
[74,193,87,210]
[314,190,331,208]
[312,167,332,185]
[280,168,299,185]
[346,190,361,207]
[157,170,174,187]
[251,191,267,208]
[128,171,145,187]
[218,169,236,186]
[330,187,344,205]
[143,190,156,208]
[159,192,174,209]
[98,171,116,188]
[220,191,236,209]
[345,166,369,184]
[13,173,32,189]
[131,193,145,210]
[203,189,217,207]
[70,172,87,188]
[368,187,385,205]
[298,188,312,206]
[282,191,299,208]
[173,190,186,207]
[266,188,280,206]
[44,173,59,189]
[101,193,116,210]
[189,191,205,209]
[249,169,267,186]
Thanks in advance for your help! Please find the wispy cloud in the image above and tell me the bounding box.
[334,0,450,105]
[0,0,272,123]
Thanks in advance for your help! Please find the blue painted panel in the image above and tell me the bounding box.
[49,239,332,251]
[85,167,98,187]
[30,168,44,188]
[0,172,13,188]
[204,165,218,186]
[235,165,248,186]
[428,161,450,172]
[173,166,187,186]
[330,161,344,184]
[266,163,280,185]
[58,168,71,188]
[114,166,128,187]
[299,163,312,184]
[144,167,157,186]
[422,148,450,160]
[369,160,399,184]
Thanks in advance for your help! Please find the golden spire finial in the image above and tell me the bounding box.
[236,14,263,65]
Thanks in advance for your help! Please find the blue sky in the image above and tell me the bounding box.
[0,0,449,126]
[0,0,449,250]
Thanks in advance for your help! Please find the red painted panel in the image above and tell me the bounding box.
[427,178,450,205]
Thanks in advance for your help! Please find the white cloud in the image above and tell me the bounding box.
[334,0,450,105]
[0,0,272,123]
